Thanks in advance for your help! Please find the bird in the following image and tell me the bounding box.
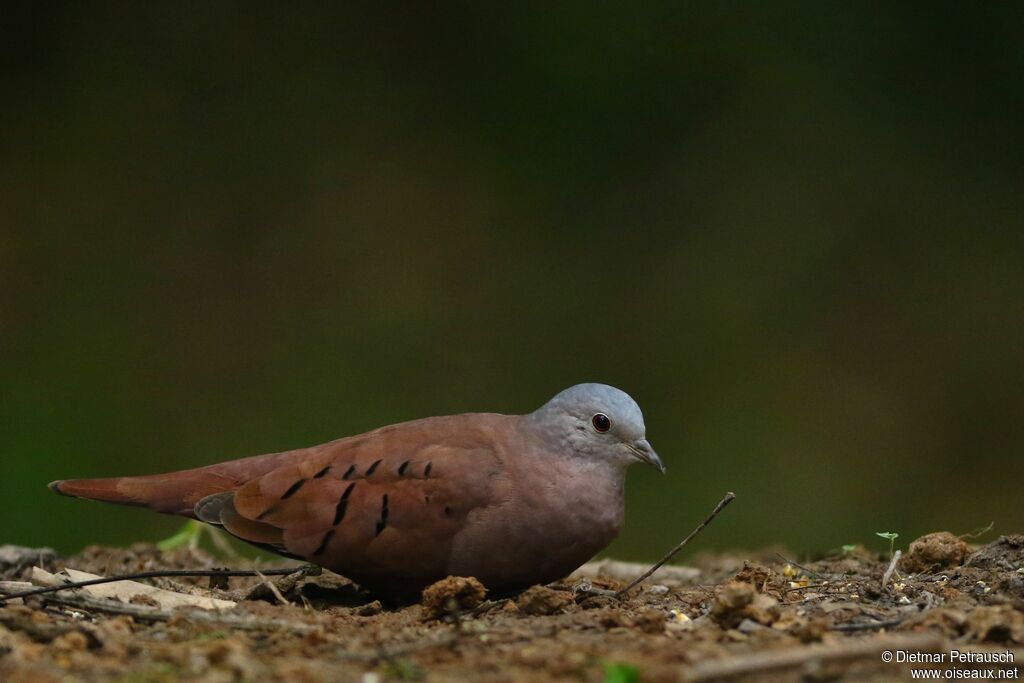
[49,383,664,600]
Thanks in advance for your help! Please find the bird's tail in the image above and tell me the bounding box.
[49,450,295,518]
[48,471,235,518]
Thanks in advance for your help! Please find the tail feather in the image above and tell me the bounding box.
[49,478,148,505]
[48,473,237,517]
[48,449,297,518]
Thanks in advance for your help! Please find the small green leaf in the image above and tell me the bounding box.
[876,532,899,559]
[841,544,856,554]
[156,521,205,551]
[379,659,424,681]
[603,662,640,683]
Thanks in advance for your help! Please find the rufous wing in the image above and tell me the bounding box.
[197,416,509,590]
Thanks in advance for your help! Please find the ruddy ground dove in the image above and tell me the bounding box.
[50,383,664,599]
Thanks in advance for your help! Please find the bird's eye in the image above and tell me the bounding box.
[591,413,611,432]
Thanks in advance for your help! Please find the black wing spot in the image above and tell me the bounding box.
[444,505,453,517]
[365,459,382,476]
[424,462,433,478]
[342,464,357,480]
[333,482,356,525]
[313,529,335,555]
[313,465,331,479]
[281,479,306,499]
[375,494,389,536]
[397,460,410,476]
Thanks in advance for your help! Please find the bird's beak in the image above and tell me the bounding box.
[628,439,666,474]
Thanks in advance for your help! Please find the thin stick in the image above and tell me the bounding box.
[30,591,320,633]
[254,570,292,607]
[958,521,994,540]
[774,552,824,580]
[40,590,459,660]
[881,549,902,589]
[831,617,905,632]
[0,565,318,603]
[782,582,831,595]
[685,633,944,681]
[616,491,735,597]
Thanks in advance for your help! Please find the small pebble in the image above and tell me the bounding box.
[738,618,765,633]
[356,600,382,616]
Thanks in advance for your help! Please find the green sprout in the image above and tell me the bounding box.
[156,520,206,551]
[379,659,424,681]
[875,532,899,559]
[602,662,640,683]
[841,544,857,556]
[156,519,240,557]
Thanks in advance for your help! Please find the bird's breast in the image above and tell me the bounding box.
[447,456,626,590]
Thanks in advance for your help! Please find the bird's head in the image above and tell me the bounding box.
[531,383,665,473]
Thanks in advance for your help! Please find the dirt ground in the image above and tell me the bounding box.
[1,532,1022,682]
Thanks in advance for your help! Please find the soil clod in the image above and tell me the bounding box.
[420,576,487,619]
[514,585,574,615]
[902,531,969,573]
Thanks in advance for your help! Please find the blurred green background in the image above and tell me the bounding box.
[2,4,1022,562]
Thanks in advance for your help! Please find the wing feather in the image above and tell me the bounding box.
[201,415,510,591]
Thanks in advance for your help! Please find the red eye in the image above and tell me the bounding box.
[591,413,611,432]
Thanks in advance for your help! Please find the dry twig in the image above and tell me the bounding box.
[616,491,735,597]
[0,565,314,603]
[254,570,292,606]
[831,617,906,632]
[775,552,825,580]
[684,633,943,681]
[881,550,902,589]
[30,591,319,633]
